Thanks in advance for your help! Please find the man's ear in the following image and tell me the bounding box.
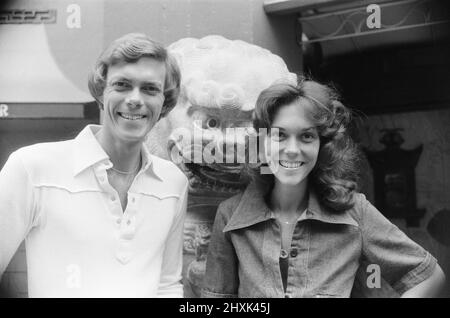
[98,96,104,110]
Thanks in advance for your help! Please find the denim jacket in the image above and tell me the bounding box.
[201,181,437,298]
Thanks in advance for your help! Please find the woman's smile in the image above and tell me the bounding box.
[279,160,305,169]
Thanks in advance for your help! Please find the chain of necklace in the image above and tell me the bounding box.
[275,208,307,225]
[110,164,140,175]
[109,156,141,175]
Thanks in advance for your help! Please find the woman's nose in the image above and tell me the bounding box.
[284,137,300,155]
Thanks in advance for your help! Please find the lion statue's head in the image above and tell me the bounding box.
[147,35,296,195]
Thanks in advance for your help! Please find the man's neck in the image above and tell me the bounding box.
[96,129,142,173]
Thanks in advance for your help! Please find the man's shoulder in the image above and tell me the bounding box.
[149,154,188,187]
[14,139,74,168]
[6,139,76,186]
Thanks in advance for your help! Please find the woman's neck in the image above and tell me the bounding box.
[96,129,142,173]
[270,179,308,216]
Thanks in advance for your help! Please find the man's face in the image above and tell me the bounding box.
[102,57,166,144]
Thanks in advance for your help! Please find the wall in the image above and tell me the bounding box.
[102,0,302,73]
[0,0,104,96]
[2,0,302,94]
[313,41,450,295]
[355,109,450,295]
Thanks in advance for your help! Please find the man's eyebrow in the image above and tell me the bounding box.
[142,81,163,89]
[107,76,130,83]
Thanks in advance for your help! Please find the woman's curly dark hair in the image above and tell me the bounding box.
[252,77,360,213]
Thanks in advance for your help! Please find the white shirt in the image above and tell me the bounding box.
[0,125,188,297]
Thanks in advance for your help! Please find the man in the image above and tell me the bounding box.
[0,33,187,297]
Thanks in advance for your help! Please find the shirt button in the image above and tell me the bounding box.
[126,220,131,226]
[290,248,298,258]
[116,218,122,225]
[285,294,291,298]
[111,196,116,201]
[131,197,136,203]
[99,176,105,182]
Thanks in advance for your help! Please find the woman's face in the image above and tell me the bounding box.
[265,99,320,187]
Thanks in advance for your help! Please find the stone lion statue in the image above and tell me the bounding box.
[147,35,296,297]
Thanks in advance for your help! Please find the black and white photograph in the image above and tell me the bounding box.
[0,0,449,301]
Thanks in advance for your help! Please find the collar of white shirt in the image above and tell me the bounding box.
[71,124,163,181]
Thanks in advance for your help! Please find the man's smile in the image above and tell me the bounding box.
[117,112,147,120]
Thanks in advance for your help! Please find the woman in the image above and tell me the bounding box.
[201,78,445,298]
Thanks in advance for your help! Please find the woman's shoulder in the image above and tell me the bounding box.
[346,192,383,225]
[351,192,369,208]
[217,191,245,217]
[216,181,269,227]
